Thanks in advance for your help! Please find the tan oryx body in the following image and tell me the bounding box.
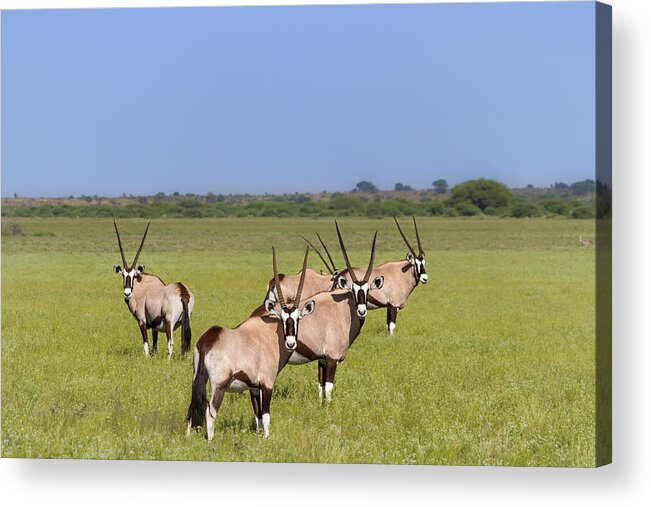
[186,247,315,440]
[265,233,339,304]
[339,216,428,335]
[281,222,384,401]
[113,221,194,357]
[265,268,336,307]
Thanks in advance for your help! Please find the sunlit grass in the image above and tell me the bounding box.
[1,217,595,465]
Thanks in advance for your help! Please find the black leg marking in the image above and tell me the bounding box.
[139,323,149,355]
[261,387,272,415]
[324,358,338,401]
[387,307,398,335]
[261,387,273,437]
[325,359,338,385]
[250,390,262,431]
[152,331,158,354]
[250,390,262,419]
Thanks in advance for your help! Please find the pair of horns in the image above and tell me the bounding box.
[300,233,337,275]
[393,215,423,257]
[335,221,377,283]
[272,246,310,310]
[113,220,150,270]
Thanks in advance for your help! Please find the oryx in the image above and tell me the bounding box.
[338,216,428,335]
[578,235,594,247]
[283,222,385,401]
[263,232,340,305]
[112,220,194,358]
[186,247,315,440]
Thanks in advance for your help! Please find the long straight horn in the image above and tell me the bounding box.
[316,232,338,274]
[412,215,424,255]
[300,234,333,275]
[131,221,151,269]
[393,216,416,257]
[272,246,287,309]
[335,221,357,282]
[294,246,310,306]
[363,231,378,281]
[113,220,128,267]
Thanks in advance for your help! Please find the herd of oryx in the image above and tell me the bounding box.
[112,217,428,441]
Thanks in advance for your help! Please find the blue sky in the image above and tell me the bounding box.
[1,2,596,198]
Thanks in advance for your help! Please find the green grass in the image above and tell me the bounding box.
[1,217,596,466]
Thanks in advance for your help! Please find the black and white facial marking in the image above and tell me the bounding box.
[328,269,340,291]
[114,264,144,301]
[264,298,315,351]
[338,275,384,318]
[407,253,428,284]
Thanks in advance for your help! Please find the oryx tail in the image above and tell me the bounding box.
[187,347,208,429]
[180,285,192,355]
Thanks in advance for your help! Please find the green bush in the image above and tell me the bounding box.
[571,205,595,219]
[454,201,481,216]
[541,200,570,216]
[428,200,445,216]
[448,178,512,211]
[510,201,542,218]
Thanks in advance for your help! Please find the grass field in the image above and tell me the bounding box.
[1,217,596,466]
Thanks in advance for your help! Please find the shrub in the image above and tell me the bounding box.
[571,205,595,219]
[454,201,481,216]
[428,200,445,216]
[448,178,512,211]
[510,201,542,218]
[541,200,570,216]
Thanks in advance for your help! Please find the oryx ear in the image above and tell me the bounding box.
[114,265,122,274]
[407,253,415,264]
[264,299,278,315]
[336,276,350,290]
[300,300,316,318]
[371,275,384,290]
[137,265,145,274]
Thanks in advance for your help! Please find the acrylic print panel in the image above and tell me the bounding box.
[0,1,611,467]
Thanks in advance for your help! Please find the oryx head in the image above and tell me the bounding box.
[264,246,315,352]
[394,215,428,285]
[112,220,150,302]
[300,232,340,290]
[334,221,384,319]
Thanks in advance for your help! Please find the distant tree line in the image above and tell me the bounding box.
[2,178,596,220]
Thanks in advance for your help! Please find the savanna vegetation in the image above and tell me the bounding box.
[2,217,597,466]
[2,178,603,220]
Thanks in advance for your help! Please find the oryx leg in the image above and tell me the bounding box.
[318,360,327,400]
[206,385,225,442]
[260,387,273,438]
[139,323,150,356]
[324,358,338,402]
[250,388,262,433]
[165,319,174,359]
[386,307,398,336]
[152,331,158,355]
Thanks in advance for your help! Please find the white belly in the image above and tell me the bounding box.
[225,379,249,393]
[288,352,312,365]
